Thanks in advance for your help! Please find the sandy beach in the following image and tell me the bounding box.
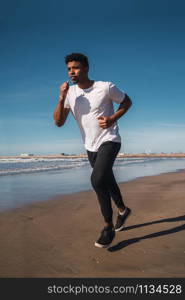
[0,170,185,278]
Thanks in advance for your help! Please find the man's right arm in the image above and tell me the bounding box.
[53,81,70,127]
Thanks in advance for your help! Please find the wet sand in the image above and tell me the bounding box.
[0,170,185,278]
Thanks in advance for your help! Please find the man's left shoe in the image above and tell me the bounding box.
[95,226,115,248]
[115,207,131,232]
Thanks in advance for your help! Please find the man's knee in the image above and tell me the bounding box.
[91,171,105,189]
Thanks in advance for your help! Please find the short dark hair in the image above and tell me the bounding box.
[65,53,89,68]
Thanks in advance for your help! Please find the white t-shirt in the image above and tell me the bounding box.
[64,81,125,152]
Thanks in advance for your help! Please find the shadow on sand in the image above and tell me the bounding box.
[108,215,185,252]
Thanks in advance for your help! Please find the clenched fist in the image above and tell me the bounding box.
[97,116,115,129]
[60,81,69,100]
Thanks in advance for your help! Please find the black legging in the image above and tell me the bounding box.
[87,141,125,223]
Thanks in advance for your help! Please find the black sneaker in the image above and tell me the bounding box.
[115,207,131,232]
[95,226,115,248]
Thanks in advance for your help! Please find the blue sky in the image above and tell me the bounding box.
[1,0,185,155]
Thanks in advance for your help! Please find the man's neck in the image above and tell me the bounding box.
[77,78,94,89]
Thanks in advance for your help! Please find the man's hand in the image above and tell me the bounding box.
[59,81,69,100]
[97,95,132,129]
[97,116,115,129]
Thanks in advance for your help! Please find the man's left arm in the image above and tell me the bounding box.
[98,94,132,129]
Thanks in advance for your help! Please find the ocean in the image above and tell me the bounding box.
[0,156,185,212]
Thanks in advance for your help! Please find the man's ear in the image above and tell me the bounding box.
[84,66,89,73]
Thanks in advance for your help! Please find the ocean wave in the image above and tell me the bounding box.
[1,157,185,177]
[116,159,146,164]
[0,157,88,163]
[0,162,89,176]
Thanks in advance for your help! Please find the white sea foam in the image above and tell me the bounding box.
[1,157,185,212]
[0,165,85,176]
[0,157,88,163]
[0,157,185,177]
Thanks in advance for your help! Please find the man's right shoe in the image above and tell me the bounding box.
[115,207,131,232]
[95,226,115,248]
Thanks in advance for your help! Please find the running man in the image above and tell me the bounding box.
[53,53,132,248]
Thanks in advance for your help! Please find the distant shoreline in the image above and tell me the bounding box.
[1,153,185,159]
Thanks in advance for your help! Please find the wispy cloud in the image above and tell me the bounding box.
[121,128,185,153]
[0,84,55,104]
[0,138,84,155]
[158,122,185,128]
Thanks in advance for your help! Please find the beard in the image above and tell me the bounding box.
[70,77,79,84]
